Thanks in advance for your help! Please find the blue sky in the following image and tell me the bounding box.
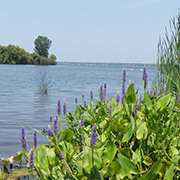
[0,0,179,63]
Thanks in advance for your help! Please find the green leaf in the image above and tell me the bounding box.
[125,84,136,103]
[136,122,148,140]
[144,91,152,110]
[60,128,74,142]
[13,151,23,161]
[118,154,139,176]
[164,164,174,180]
[138,159,162,180]
[155,93,171,111]
[103,141,117,164]
[122,116,135,143]
[107,161,121,176]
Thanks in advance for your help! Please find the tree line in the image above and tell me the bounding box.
[0,36,57,65]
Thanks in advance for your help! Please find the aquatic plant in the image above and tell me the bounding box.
[154,10,180,96]
[122,67,126,103]
[37,71,52,95]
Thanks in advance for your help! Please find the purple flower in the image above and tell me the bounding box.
[21,127,28,151]
[153,90,157,98]
[50,115,52,123]
[29,150,34,170]
[178,92,180,102]
[82,94,84,99]
[53,115,58,136]
[80,115,84,127]
[133,99,138,115]
[161,83,164,92]
[116,92,120,103]
[47,129,51,138]
[90,124,97,146]
[57,98,61,115]
[109,104,112,114]
[104,83,107,99]
[84,100,87,108]
[63,99,67,115]
[34,131,37,148]
[90,90,93,101]
[122,68,126,103]
[60,152,65,159]
[75,97,77,104]
[142,65,148,89]
[100,84,104,102]
[43,127,46,134]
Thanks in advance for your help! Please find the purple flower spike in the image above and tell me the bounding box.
[178,92,180,102]
[29,150,34,170]
[104,83,107,99]
[34,131,37,148]
[90,124,97,146]
[21,127,28,151]
[57,98,61,115]
[90,90,93,101]
[53,115,58,136]
[50,115,52,123]
[47,129,51,138]
[138,94,142,106]
[82,94,84,99]
[84,100,87,108]
[142,65,148,89]
[116,92,120,103]
[122,68,126,103]
[80,115,84,127]
[153,90,157,98]
[43,127,46,134]
[133,99,138,115]
[161,83,164,92]
[60,152,65,159]
[63,99,67,115]
[100,84,104,102]
[75,97,77,104]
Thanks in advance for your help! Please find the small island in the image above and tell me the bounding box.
[0,36,57,65]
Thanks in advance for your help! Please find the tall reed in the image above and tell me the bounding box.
[154,10,180,97]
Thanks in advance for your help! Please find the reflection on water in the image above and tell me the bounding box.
[0,62,155,157]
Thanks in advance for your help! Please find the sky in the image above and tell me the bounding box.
[0,0,179,64]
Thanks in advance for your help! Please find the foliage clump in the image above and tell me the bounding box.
[154,10,180,96]
[1,67,180,179]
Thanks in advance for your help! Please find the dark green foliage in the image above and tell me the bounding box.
[154,11,180,96]
[34,36,52,58]
[0,44,56,65]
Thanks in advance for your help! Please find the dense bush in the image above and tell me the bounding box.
[0,44,57,65]
[1,67,180,179]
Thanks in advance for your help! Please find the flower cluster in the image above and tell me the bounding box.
[122,68,126,103]
[57,98,61,115]
[90,90,93,101]
[29,150,34,170]
[33,131,37,149]
[142,65,148,89]
[90,124,97,146]
[116,92,120,103]
[63,99,67,115]
[53,115,58,136]
[21,127,28,151]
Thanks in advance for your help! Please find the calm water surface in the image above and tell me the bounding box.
[0,62,156,157]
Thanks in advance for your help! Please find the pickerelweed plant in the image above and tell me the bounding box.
[1,67,180,180]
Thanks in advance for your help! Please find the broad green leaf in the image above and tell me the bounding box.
[136,122,148,140]
[125,84,136,103]
[122,115,135,143]
[13,151,23,161]
[144,91,152,110]
[107,161,121,176]
[138,159,162,180]
[103,141,117,164]
[155,93,171,111]
[60,128,74,142]
[164,164,174,180]
[118,154,139,176]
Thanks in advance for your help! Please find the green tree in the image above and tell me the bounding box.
[34,36,52,57]
[154,11,180,96]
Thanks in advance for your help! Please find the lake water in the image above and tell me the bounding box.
[0,62,156,158]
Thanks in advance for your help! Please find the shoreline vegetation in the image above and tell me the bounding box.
[0,66,180,179]
[0,44,57,65]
